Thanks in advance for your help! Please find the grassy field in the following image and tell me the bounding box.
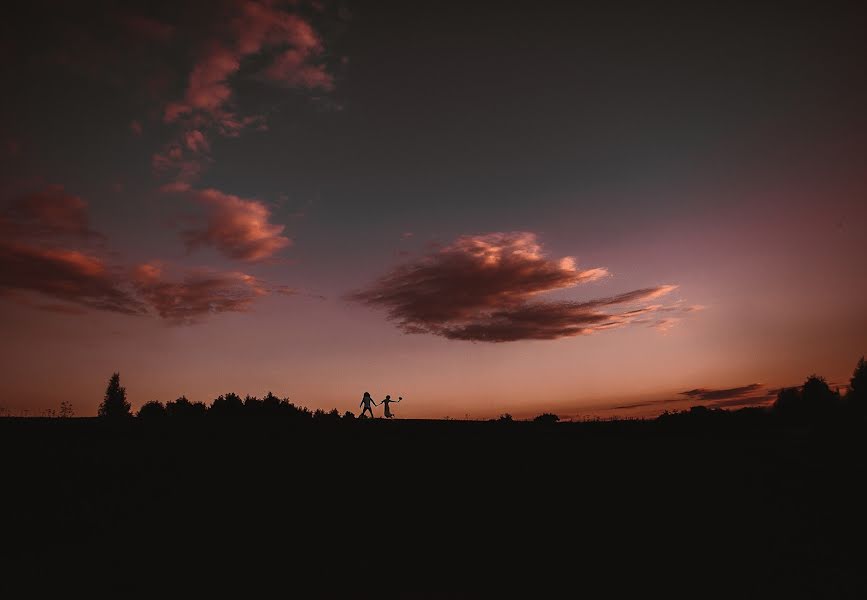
[2,415,865,597]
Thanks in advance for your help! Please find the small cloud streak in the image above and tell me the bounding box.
[609,383,777,413]
[350,232,687,342]
[168,187,291,262]
[680,384,765,401]
[678,383,776,409]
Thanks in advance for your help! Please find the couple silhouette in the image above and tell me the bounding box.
[359,392,401,419]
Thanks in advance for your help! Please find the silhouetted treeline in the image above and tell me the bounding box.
[137,391,349,422]
[659,356,867,426]
[769,357,864,420]
[91,355,866,424]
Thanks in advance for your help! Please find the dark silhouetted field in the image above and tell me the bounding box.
[2,415,865,598]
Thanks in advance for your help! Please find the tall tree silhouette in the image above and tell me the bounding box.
[98,372,131,418]
[850,356,866,403]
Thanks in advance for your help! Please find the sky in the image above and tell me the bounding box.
[1,0,865,419]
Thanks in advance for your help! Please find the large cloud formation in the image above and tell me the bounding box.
[350,232,690,342]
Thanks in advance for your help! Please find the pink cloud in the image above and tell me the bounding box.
[130,120,143,135]
[164,2,332,125]
[168,187,291,262]
[152,141,210,183]
[132,262,268,324]
[264,49,334,90]
[350,232,687,342]
[184,130,210,153]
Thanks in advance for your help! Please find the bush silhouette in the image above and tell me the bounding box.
[533,413,560,424]
[138,400,167,419]
[98,373,131,418]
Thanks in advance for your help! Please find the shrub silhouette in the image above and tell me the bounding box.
[138,400,167,419]
[59,401,74,418]
[533,413,560,424]
[98,373,131,418]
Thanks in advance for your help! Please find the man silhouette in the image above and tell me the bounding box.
[359,392,377,418]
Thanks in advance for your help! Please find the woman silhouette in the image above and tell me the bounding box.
[381,395,401,418]
[359,392,377,418]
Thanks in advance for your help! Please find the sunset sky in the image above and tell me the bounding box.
[1,1,865,418]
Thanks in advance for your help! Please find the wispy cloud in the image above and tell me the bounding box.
[350,232,688,342]
[680,384,765,402]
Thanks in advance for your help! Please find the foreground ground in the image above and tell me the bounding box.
[1,415,865,597]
